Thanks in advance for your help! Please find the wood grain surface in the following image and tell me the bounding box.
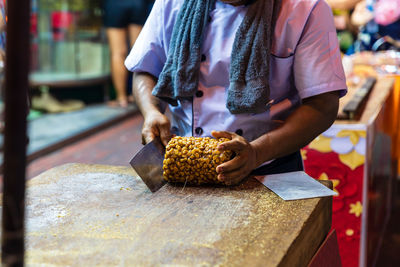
[0,163,332,266]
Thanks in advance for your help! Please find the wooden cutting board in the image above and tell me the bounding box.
[0,163,332,266]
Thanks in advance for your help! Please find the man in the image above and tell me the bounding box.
[125,0,347,185]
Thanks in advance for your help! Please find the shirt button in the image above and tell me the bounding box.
[195,127,203,135]
[235,129,243,136]
[195,90,204,98]
[201,54,206,62]
[171,126,179,134]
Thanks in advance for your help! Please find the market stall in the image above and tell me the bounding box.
[303,51,400,267]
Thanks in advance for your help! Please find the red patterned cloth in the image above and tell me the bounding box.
[304,148,364,267]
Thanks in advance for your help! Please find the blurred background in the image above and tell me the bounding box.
[0,0,399,266]
[0,0,143,177]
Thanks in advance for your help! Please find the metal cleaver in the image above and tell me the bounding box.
[130,138,166,192]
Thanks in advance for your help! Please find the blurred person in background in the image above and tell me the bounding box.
[351,0,400,51]
[103,0,153,108]
[326,0,362,53]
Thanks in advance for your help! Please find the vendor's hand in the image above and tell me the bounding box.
[211,130,259,185]
[142,110,171,146]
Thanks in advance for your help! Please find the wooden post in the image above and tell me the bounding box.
[1,0,30,265]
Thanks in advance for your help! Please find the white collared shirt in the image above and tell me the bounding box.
[125,0,347,142]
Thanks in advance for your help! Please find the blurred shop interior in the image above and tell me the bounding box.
[30,0,110,106]
[0,0,139,163]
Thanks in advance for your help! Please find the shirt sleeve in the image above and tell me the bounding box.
[293,0,347,99]
[124,0,168,78]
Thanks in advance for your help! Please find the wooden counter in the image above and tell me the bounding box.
[0,163,332,266]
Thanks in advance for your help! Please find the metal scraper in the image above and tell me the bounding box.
[130,138,166,192]
[255,171,337,200]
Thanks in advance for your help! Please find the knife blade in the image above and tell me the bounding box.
[130,138,166,192]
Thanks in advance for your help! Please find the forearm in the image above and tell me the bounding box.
[133,72,172,145]
[251,92,340,166]
[132,72,165,118]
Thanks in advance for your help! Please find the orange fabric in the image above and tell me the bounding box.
[387,75,400,174]
[394,76,400,174]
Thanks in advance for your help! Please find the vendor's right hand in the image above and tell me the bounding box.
[141,111,171,147]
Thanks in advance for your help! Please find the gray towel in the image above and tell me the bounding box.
[152,0,281,114]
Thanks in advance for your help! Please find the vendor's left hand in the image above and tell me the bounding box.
[211,130,259,185]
